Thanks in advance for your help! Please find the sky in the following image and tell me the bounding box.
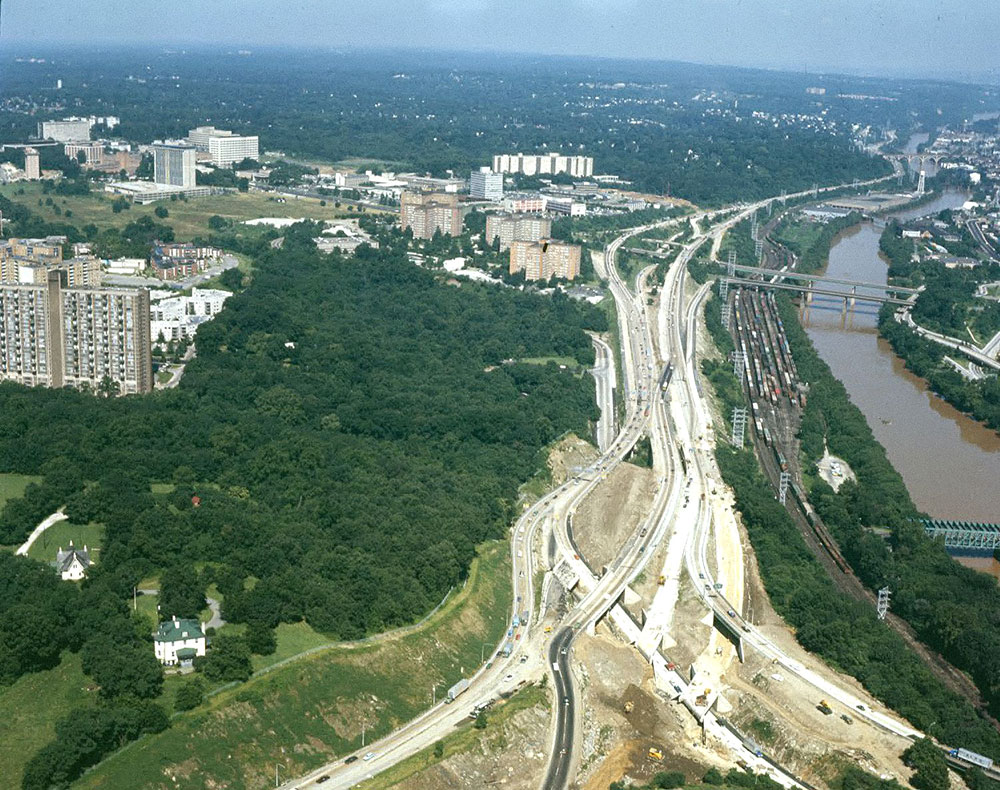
[4,0,999,83]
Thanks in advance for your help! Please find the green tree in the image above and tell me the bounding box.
[199,635,252,682]
[433,740,444,759]
[175,677,206,711]
[246,622,277,655]
[154,205,169,219]
[902,739,949,790]
[473,711,487,730]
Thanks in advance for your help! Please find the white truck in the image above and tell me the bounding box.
[445,678,470,703]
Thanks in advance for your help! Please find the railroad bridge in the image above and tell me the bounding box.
[884,153,944,170]
[719,263,918,307]
[922,519,1000,552]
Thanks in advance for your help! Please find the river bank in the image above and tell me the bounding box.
[799,191,1000,524]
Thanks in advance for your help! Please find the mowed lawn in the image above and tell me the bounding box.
[0,472,42,551]
[0,652,97,784]
[75,541,513,790]
[25,521,104,563]
[0,183,363,241]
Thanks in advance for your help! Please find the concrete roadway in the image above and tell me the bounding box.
[544,628,576,790]
[590,335,617,452]
[279,169,907,790]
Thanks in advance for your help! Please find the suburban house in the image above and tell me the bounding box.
[54,542,93,581]
[154,616,207,667]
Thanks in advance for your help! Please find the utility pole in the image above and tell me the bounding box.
[755,238,764,264]
[720,303,732,330]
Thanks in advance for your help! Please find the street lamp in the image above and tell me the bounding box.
[274,762,287,788]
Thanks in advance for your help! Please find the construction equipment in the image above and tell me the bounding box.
[658,575,666,585]
[817,700,833,715]
[624,700,634,714]
[648,747,664,761]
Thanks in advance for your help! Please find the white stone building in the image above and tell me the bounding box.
[154,617,207,667]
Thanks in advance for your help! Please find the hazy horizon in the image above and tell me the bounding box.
[3,1,999,84]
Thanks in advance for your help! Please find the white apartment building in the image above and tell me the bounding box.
[187,126,259,166]
[492,153,594,178]
[64,142,104,165]
[150,288,230,342]
[469,167,503,201]
[153,144,197,188]
[37,118,92,142]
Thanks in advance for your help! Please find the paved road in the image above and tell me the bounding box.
[15,510,68,556]
[544,628,576,790]
[590,335,616,451]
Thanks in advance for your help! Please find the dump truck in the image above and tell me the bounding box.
[446,678,470,703]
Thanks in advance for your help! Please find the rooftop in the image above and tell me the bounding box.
[155,617,205,643]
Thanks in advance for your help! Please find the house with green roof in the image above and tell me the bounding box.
[154,616,206,667]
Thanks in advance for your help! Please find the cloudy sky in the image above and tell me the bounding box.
[4,0,998,81]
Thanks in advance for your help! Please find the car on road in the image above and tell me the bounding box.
[344,755,358,764]
[363,752,376,761]
[316,777,330,784]
[561,647,568,655]
[563,697,570,705]
[727,609,736,617]
[504,673,515,682]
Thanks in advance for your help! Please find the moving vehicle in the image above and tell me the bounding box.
[363,751,376,761]
[446,678,470,703]
[817,700,833,715]
[951,748,994,770]
[344,755,358,764]
[316,777,330,784]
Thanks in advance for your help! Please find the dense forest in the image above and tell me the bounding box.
[0,49,899,205]
[700,293,1000,757]
[1,220,606,786]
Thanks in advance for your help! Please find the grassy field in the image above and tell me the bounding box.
[0,472,40,511]
[0,183,357,241]
[75,540,513,790]
[25,521,104,563]
[0,652,96,784]
[355,684,549,790]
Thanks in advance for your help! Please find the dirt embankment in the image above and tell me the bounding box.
[572,461,657,572]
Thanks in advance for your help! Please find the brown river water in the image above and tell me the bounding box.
[800,191,1000,529]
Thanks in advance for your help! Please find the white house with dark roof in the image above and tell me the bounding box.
[54,542,92,581]
[154,616,207,667]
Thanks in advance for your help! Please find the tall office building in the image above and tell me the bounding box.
[399,192,463,239]
[186,126,259,166]
[0,271,152,394]
[469,168,503,201]
[153,144,197,188]
[492,153,594,178]
[485,213,552,251]
[509,239,581,281]
[23,148,40,180]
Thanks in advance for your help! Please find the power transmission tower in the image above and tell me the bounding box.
[812,183,819,198]
[731,408,748,447]
[720,303,732,330]
[877,587,891,620]
[778,472,791,505]
[755,238,764,263]
[718,277,728,301]
[731,350,745,379]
